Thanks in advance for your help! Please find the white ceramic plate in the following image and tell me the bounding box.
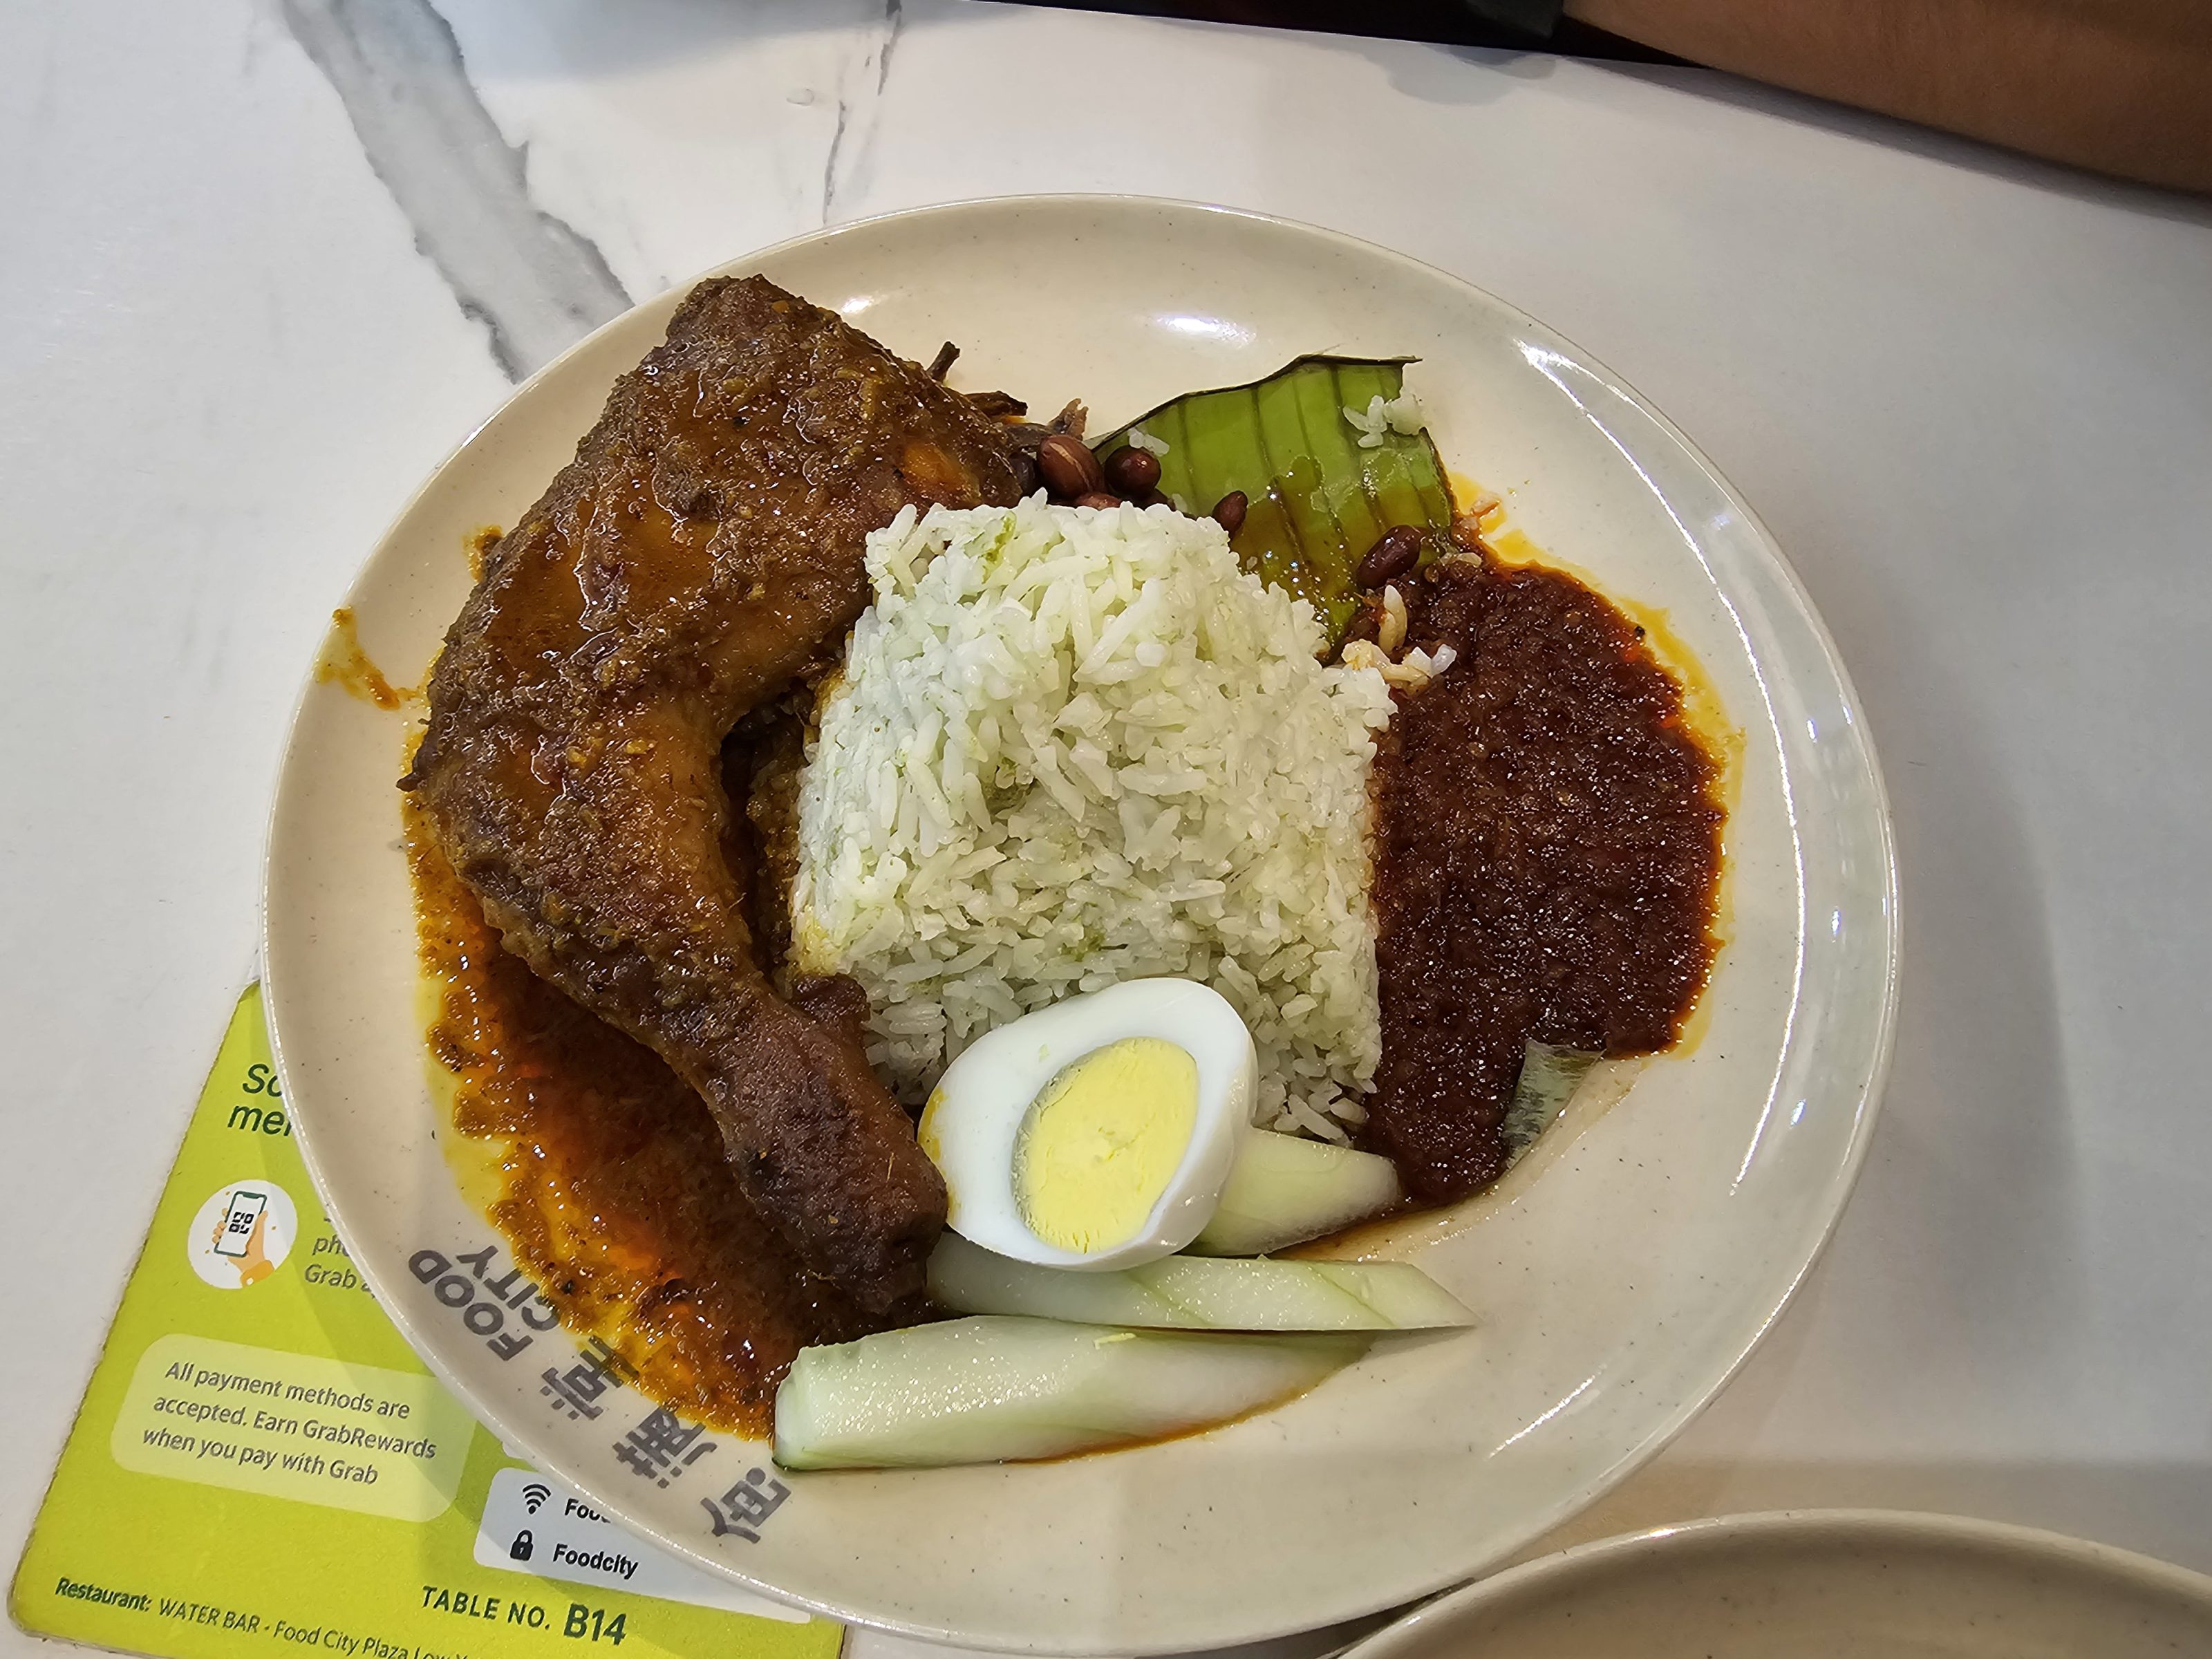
[263,197,1897,1653]
[1344,1510,2212,1656]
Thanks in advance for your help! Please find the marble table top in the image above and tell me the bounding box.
[4,2,2209,1655]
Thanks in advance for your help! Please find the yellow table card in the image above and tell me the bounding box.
[11,986,845,1659]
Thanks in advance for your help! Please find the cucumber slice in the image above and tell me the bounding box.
[1188,1130,1404,1256]
[928,1234,1472,1331]
[1501,1042,1602,1165]
[774,1315,1364,1470]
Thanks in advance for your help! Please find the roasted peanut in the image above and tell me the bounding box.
[1356,525,1423,588]
[1037,433,1106,498]
[1103,445,1162,494]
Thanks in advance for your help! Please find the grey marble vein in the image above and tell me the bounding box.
[822,0,903,227]
[280,0,632,380]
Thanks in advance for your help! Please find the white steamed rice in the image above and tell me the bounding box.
[791,497,1394,1140]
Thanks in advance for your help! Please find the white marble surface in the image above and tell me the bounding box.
[3,1,2210,1653]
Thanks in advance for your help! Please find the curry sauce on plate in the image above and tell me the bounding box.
[407,797,874,1435]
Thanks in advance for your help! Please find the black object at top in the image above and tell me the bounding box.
[1016,1,1677,63]
[1457,0,1564,36]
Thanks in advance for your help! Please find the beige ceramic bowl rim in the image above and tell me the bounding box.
[259,194,1903,1651]
[1345,1508,2212,1654]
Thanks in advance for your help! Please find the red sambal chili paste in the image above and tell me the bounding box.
[1364,554,1725,1203]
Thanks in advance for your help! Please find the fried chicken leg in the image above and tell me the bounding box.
[404,276,1024,1310]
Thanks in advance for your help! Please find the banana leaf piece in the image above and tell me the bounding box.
[1096,357,1456,641]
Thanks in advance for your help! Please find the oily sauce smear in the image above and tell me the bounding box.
[404,798,877,1435]
[315,608,413,709]
[1365,555,1725,1203]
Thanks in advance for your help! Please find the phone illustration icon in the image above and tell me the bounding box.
[213,1190,269,1259]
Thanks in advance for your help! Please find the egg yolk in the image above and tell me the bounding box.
[1013,1037,1199,1253]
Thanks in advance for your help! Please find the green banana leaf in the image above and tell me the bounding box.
[1094,357,1457,642]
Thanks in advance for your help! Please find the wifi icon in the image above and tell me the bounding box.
[522,1482,552,1515]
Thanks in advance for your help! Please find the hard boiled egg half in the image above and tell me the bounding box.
[917,978,1255,1270]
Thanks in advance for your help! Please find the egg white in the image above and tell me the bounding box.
[921,978,1256,1270]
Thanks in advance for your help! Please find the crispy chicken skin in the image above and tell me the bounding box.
[403,276,1024,1310]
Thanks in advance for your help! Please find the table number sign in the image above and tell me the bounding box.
[10,985,842,1659]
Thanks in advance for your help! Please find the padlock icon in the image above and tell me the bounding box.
[509,1529,534,1562]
